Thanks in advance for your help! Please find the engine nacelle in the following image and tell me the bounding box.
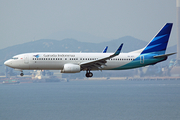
[61,64,80,73]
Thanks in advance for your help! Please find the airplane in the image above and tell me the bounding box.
[4,23,176,77]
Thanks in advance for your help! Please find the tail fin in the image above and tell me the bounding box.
[141,23,173,55]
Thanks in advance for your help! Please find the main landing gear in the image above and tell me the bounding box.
[86,70,93,77]
[20,71,24,76]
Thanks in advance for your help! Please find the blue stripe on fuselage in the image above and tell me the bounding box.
[110,53,166,70]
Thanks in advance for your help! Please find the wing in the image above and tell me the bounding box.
[80,44,123,70]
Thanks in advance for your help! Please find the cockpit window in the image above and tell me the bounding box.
[12,57,18,60]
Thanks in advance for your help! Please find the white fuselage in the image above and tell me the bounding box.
[4,52,140,71]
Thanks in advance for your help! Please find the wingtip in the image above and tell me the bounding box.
[102,46,108,53]
[114,43,123,55]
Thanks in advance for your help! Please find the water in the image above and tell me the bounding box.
[0,80,180,120]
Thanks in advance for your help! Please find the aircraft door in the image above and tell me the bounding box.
[140,55,144,64]
[24,55,29,64]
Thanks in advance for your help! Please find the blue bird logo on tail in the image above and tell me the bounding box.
[141,23,173,55]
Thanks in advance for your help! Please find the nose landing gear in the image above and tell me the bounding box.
[86,70,93,77]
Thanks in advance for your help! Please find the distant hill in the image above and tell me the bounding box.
[46,30,111,43]
[0,36,177,65]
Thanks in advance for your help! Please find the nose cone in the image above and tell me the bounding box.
[4,60,12,67]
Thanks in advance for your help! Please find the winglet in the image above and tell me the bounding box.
[110,43,123,57]
[102,46,108,53]
[114,44,123,55]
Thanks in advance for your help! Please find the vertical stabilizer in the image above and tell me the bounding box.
[141,23,173,55]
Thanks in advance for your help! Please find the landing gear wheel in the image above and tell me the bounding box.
[86,73,89,77]
[85,71,93,77]
[20,73,24,76]
[88,72,93,77]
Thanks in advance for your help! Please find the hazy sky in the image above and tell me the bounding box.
[0,0,177,49]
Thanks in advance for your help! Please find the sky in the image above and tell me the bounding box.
[0,0,177,49]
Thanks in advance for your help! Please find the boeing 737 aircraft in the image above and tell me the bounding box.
[4,23,176,77]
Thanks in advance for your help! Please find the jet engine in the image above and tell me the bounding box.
[61,64,80,73]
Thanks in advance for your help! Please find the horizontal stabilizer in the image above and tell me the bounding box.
[153,52,176,58]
